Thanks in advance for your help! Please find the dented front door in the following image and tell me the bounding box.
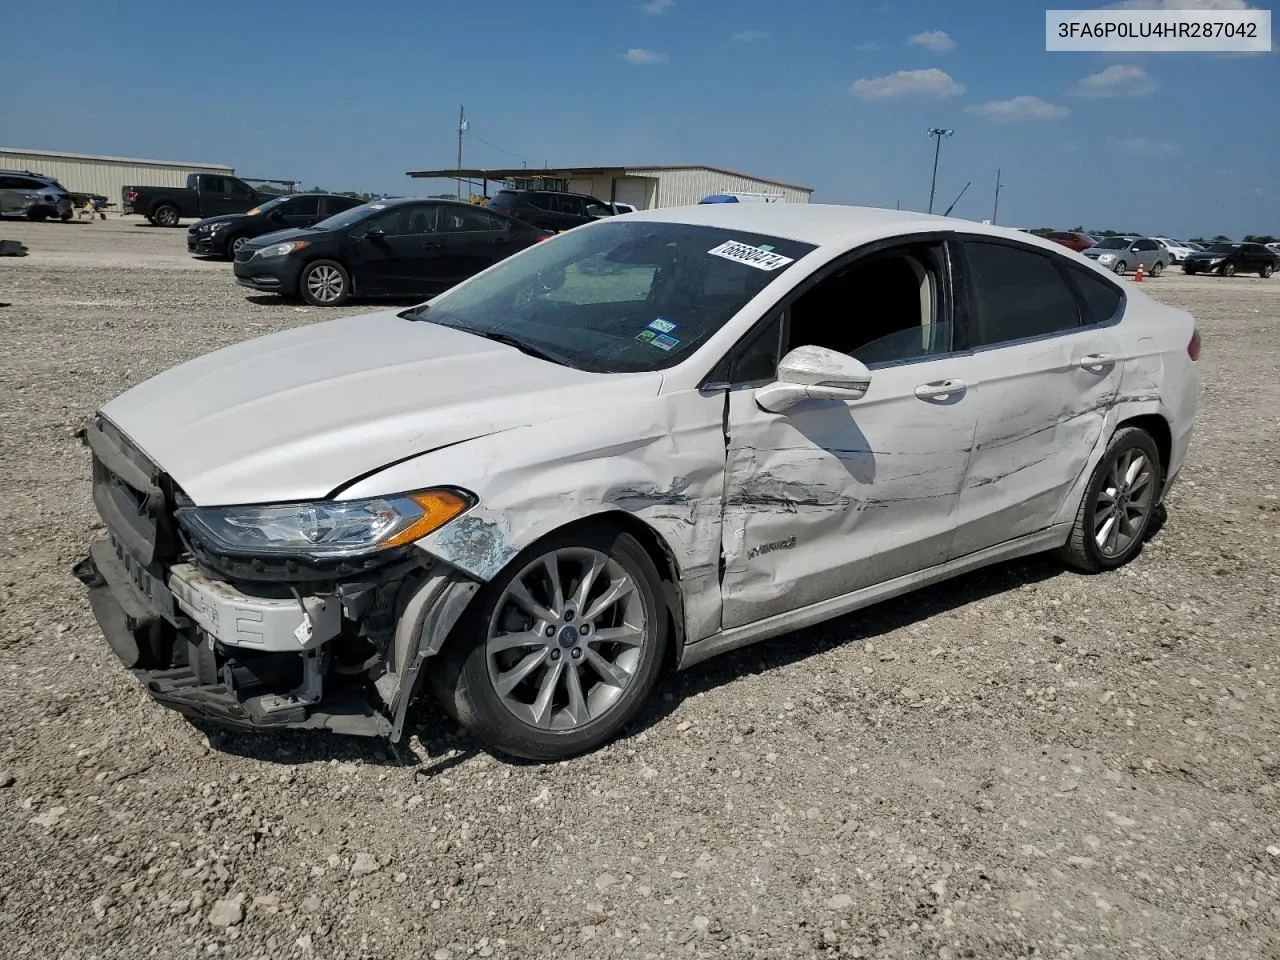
[719,361,978,630]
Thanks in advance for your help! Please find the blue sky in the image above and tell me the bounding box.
[3,0,1276,237]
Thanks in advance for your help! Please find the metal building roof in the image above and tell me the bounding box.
[0,148,234,171]
[404,164,813,193]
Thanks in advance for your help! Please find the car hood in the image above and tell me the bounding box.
[1186,250,1226,258]
[99,309,662,505]
[1082,247,1121,256]
[191,214,245,230]
[240,226,316,250]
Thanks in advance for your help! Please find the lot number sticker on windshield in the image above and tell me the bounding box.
[707,240,794,271]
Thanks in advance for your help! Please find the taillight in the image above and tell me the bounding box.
[1187,328,1201,361]
[126,189,138,202]
[533,232,552,242]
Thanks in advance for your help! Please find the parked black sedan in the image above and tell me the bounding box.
[233,198,551,306]
[188,193,364,260]
[1182,241,1277,278]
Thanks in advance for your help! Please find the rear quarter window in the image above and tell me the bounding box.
[1065,265,1124,326]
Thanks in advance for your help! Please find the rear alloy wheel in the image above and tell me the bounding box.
[299,260,350,306]
[1114,260,1127,276]
[1261,264,1274,279]
[227,234,250,259]
[153,204,180,227]
[1058,426,1162,573]
[1221,261,1236,277]
[431,527,668,760]
[1150,261,1164,277]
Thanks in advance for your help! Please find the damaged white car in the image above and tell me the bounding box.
[75,204,1200,759]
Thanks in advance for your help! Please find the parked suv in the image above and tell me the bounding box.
[485,189,615,232]
[0,170,74,221]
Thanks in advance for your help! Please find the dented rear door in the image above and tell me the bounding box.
[719,360,978,630]
[948,237,1124,557]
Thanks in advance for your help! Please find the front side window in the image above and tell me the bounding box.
[438,206,507,233]
[1093,237,1132,250]
[964,240,1081,346]
[284,195,320,216]
[228,179,253,198]
[202,176,227,194]
[403,221,815,373]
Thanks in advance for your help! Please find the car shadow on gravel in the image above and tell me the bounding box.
[242,295,426,309]
[203,517,1170,771]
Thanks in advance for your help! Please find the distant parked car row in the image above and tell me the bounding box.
[1040,230,1275,279]
[182,186,644,306]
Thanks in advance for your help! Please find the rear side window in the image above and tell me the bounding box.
[202,176,226,193]
[964,240,1081,347]
[1066,265,1124,326]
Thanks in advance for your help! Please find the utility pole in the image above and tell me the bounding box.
[926,128,953,215]
[456,105,466,198]
[992,168,1003,225]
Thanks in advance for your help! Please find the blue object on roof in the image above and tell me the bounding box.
[698,194,739,204]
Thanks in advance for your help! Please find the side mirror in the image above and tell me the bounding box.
[363,227,386,240]
[755,346,872,414]
[269,208,285,221]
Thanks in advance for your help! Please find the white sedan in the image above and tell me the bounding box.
[1153,237,1197,263]
[76,204,1201,760]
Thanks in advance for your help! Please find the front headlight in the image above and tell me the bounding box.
[255,240,309,259]
[1097,253,1116,262]
[208,221,230,232]
[176,489,473,559]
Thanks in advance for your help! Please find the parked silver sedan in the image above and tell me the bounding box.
[1081,237,1166,276]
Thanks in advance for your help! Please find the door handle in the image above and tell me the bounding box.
[1078,353,1115,370]
[492,238,511,245]
[423,241,442,249]
[914,379,966,401]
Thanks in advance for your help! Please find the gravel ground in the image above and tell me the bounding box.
[1,217,1278,960]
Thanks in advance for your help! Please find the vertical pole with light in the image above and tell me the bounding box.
[992,168,1003,225]
[926,127,953,215]
[456,106,468,199]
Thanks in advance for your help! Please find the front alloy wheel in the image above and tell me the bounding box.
[300,260,350,306]
[432,527,668,760]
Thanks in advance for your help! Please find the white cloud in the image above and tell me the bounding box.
[1115,136,1179,153]
[640,0,674,13]
[850,68,965,100]
[965,96,1070,122]
[621,48,668,65]
[732,30,769,42]
[1073,64,1159,97]
[908,30,956,52]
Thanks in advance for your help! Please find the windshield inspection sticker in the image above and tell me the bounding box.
[635,329,656,342]
[651,333,679,351]
[648,317,678,334]
[707,240,794,271]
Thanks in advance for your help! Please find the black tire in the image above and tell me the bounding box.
[298,259,351,306]
[153,204,180,227]
[429,525,670,761]
[1261,264,1273,279]
[225,234,250,260]
[1183,266,1196,275]
[1057,426,1163,573]
[1221,261,1236,277]
[60,211,73,222]
[1150,260,1164,277]
[27,208,49,222]
[1114,260,1127,276]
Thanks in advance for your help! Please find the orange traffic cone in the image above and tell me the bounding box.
[1134,263,1144,282]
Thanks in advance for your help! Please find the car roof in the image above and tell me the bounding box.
[621,202,1092,254]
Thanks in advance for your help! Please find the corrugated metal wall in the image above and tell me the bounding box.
[0,151,234,204]
[628,168,812,207]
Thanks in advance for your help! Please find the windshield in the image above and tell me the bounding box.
[1205,243,1239,253]
[311,201,385,232]
[1094,237,1132,249]
[404,220,815,373]
[247,195,290,216]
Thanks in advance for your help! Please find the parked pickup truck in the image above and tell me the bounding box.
[122,173,266,227]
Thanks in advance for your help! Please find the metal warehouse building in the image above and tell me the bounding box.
[0,147,234,203]
[406,164,813,208]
